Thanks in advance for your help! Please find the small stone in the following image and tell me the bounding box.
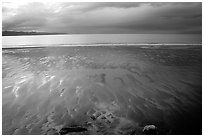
[59,126,87,135]
[107,113,114,118]
[143,125,157,135]
[100,116,106,120]
[90,115,96,120]
[105,119,111,124]
[86,122,92,126]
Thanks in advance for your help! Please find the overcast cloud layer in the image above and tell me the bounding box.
[2,2,202,34]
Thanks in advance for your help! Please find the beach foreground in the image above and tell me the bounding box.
[2,45,202,135]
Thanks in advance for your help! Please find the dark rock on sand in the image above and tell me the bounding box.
[143,125,157,135]
[59,126,88,135]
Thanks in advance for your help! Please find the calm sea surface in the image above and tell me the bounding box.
[2,34,201,48]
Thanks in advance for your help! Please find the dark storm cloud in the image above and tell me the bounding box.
[3,2,55,31]
[110,3,202,34]
[2,2,202,34]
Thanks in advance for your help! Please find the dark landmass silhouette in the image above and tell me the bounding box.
[2,31,67,36]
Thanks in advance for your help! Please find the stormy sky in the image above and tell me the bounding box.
[2,2,202,34]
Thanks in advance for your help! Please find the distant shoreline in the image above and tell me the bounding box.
[2,43,202,49]
[2,31,202,36]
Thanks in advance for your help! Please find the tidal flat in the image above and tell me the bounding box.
[2,45,202,135]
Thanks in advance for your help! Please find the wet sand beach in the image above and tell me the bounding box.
[2,45,202,135]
